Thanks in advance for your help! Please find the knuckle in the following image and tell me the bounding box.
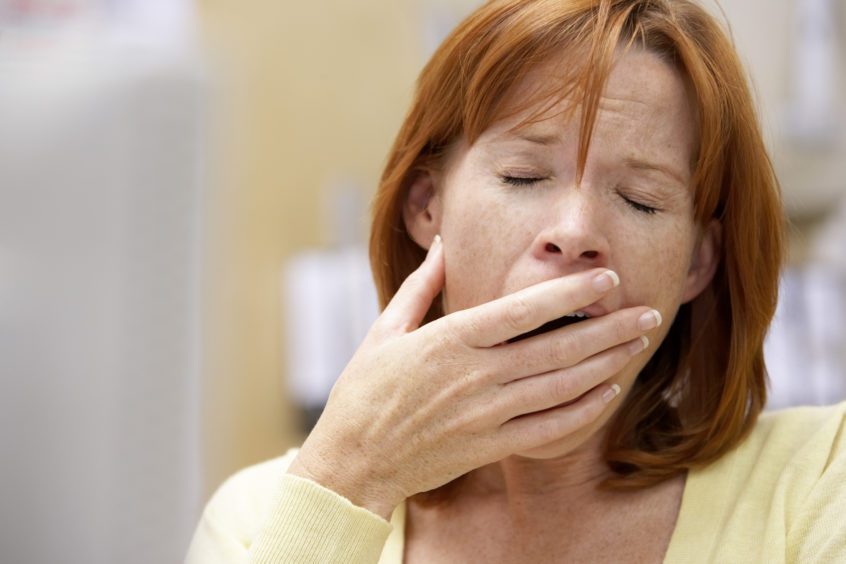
[452,363,483,393]
[549,333,579,365]
[420,329,487,384]
[505,297,534,331]
[550,372,576,401]
[593,348,629,378]
[433,329,455,357]
[573,403,598,426]
[458,311,485,343]
[431,315,456,343]
[536,418,562,443]
[468,362,496,386]
[446,317,477,351]
[560,406,591,432]
[418,327,451,364]
[586,393,608,419]
[554,400,599,437]
[487,394,516,425]
[588,364,613,387]
[447,408,477,435]
[615,311,639,340]
[566,405,586,424]
[598,314,632,347]
[611,346,632,369]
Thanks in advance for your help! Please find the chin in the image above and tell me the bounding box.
[513,421,604,459]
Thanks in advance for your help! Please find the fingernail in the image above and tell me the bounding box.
[628,335,649,355]
[602,384,621,403]
[638,309,662,331]
[592,270,620,292]
[427,234,442,257]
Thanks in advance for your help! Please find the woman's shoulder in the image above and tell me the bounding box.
[750,401,846,460]
[669,402,846,562]
[692,401,846,494]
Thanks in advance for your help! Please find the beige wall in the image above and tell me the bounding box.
[196,0,481,499]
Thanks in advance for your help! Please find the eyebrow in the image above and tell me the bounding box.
[514,132,561,146]
[623,157,689,187]
[500,130,690,188]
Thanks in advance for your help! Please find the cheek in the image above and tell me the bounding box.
[616,221,696,309]
[439,190,534,313]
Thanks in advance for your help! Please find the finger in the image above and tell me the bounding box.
[451,268,620,348]
[491,306,660,381]
[492,336,647,422]
[497,380,621,453]
[379,234,445,334]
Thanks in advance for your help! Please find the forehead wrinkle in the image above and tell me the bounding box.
[597,93,651,109]
[475,79,694,182]
[592,93,695,189]
[512,131,561,146]
[481,122,564,149]
[623,156,690,190]
[490,90,665,150]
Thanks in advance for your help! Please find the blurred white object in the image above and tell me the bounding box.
[785,0,840,147]
[283,178,380,422]
[0,0,195,45]
[716,0,845,217]
[283,247,379,417]
[803,266,846,401]
[109,0,196,44]
[765,270,806,408]
[0,35,206,564]
[813,195,846,274]
[766,266,846,409]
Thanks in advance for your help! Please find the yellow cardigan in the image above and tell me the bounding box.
[186,403,846,563]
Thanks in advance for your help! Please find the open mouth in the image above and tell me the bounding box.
[506,311,592,344]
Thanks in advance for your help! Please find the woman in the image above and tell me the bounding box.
[187,0,846,562]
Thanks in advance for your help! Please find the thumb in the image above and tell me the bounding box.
[379,235,445,334]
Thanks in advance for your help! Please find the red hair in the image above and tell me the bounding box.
[369,0,785,493]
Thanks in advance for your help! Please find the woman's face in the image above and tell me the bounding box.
[406,49,719,458]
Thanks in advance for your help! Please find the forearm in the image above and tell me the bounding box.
[248,473,392,563]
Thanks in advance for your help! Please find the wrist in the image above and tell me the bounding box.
[287,453,401,520]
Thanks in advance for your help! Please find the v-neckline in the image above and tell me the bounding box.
[379,467,713,564]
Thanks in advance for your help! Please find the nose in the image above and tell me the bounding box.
[531,192,610,270]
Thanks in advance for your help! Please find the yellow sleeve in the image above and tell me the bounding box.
[185,451,392,563]
[787,409,846,562]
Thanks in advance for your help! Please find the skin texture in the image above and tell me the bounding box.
[288,49,720,561]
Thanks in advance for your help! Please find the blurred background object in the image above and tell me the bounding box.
[0,1,844,562]
[719,0,846,409]
[0,1,204,563]
[283,181,379,432]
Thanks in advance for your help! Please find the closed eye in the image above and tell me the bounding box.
[622,196,659,215]
[501,175,546,187]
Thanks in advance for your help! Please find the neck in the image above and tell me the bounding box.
[460,432,612,519]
